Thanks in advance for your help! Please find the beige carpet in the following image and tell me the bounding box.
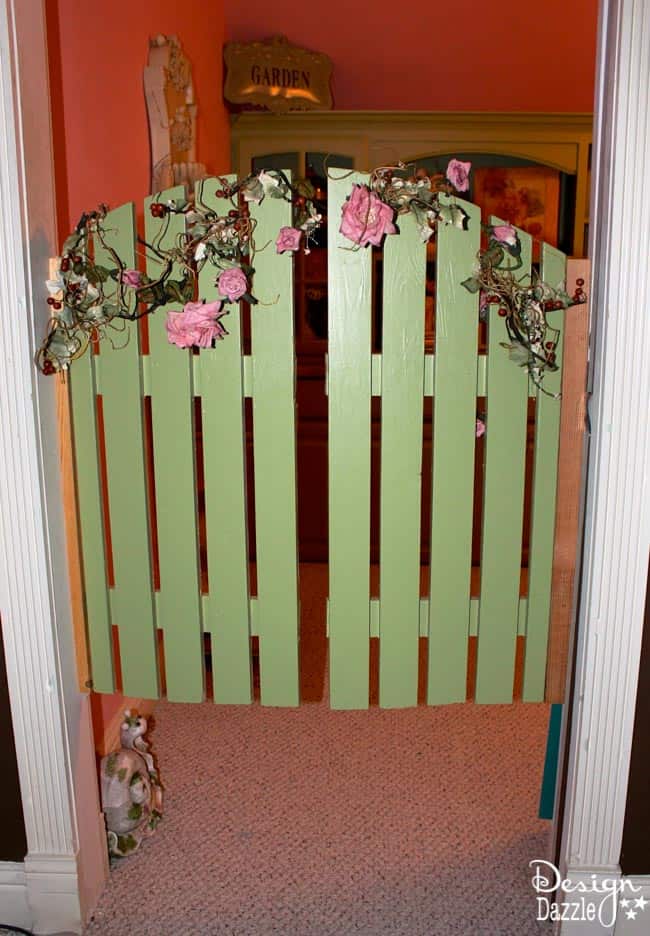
[85,565,552,935]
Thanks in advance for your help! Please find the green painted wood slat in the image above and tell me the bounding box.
[69,352,114,692]
[93,203,159,699]
[249,177,300,706]
[379,210,426,707]
[197,177,253,704]
[328,172,372,709]
[475,221,532,704]
[427,197,481,704]
[145,186,204,702]
[523,243,566,700]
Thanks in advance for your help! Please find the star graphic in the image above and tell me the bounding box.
[626,909,637,920]
[635,896,648,910]
[620,899,630,907]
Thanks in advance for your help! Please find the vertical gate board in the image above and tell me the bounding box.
[427,198,481,705]
[249,178,300,707]
[93,203,159,698]
[197,177,252,704]
[546,259,590,701]
[145,186,204,702]
[69,353,114,691]
[328,172,372,709]
[523,243,566,701]
[475,224,531,704]
[379,210,426,708]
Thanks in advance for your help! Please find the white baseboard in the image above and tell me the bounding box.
[0,861,30,929]
[24,854,82,935]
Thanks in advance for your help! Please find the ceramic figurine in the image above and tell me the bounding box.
[100,710,163,858]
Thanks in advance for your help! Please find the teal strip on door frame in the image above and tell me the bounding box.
[69,351,114,692]
[145,186,204,702]
[475,220,532,704]
[249,176,300,707]
[93,202,159,699]
[427,197,481,705]
[328,172,372,710]
[378,209,426,708]
[523,243,566,701]
[197,177,253,704]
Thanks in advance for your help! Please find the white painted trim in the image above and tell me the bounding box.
[0,862,31,930]
[0,0,107,932]
[559,0,650,930]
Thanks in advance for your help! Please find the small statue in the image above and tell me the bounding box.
[100,710,163,858]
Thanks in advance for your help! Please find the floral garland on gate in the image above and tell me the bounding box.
[37,159,585,397]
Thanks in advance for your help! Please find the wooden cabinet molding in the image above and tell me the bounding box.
[231,111,593,256]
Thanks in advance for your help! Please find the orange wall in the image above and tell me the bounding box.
[46,0,230,740]
[225,0,599,112]
[49,0,230,237]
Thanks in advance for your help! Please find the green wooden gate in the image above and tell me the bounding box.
[70,172,566,709]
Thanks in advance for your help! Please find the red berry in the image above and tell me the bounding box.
[73,254,82,263]
[545,341,555,350]
[498,308,508,317]
[296,196,306,207]
[42,360,55,375]
[576,278,584,286]
[47,296,55,306]
[53,301,62,310]
[548,352,556,364]
[60,257,70,272]
[228,209,238,218]
[215,189,225,198]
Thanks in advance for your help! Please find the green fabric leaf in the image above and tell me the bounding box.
[105,753,117,776]
[461,277,481,294]
[127,803,143,821]
[117,767,127,782]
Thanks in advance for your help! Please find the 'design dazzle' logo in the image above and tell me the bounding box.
[530,860,648,927]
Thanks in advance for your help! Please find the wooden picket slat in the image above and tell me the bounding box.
[249,176,300,706]
[93,203,159,699]
[145,186,204,702]
[197,177,252,704]
[475,222,531,704]
[69,352,114,692]
[427,198,481,705]
[546,259,590,702]
[523,243,566,700]
[378,211,426,707]
[328,172,372,709]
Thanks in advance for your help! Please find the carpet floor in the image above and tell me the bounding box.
[85,566,552,936]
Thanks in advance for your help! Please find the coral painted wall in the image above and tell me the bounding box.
[225,0,599,112]
[46,0,230,740]
[48,0,230,236]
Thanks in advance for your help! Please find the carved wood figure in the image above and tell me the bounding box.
[144,34,207,193]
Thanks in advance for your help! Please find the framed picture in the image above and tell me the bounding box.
[472,165,560,247]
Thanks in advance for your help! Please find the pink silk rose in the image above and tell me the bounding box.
[492,224,518,247]
[446,159,471,192]
[340,184,396,247]
[476,418,486,438]
[166,300,227,349]
[121,269,142,288]
[218,267,248,302]
[276,226,302,254]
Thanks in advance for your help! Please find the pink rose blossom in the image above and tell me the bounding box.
[446,159,472,192]
[166,299,227,349]
[339,184,396,247]
[275,226,302,254]
[492,224,518,247]
[121,269,142,288]
[217,267,248,302]
[476,419,486,438]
